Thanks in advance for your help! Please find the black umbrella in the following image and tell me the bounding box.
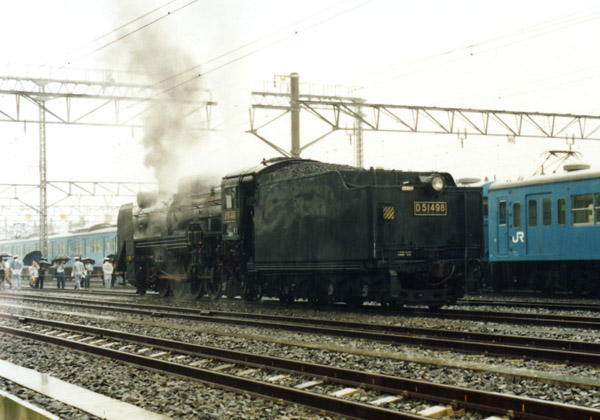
[51,255,70,264]
[83,257,95,265]
[23,251,42,266]
[99,254,116,265]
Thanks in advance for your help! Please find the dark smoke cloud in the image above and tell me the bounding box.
[101,10,211,192]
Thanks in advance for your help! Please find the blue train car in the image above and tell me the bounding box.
[0,224,117,270]
[485,168,600,293]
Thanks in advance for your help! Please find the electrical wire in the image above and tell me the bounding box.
[56,0,200,71]
[152,0,355,88]
[127,0,376,115]
[360,5,600,87]
[44,0,182,69]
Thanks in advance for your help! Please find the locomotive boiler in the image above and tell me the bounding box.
[116,158,483,307]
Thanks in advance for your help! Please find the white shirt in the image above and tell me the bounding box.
[72,261,85,276]
[102,261,114,275]
[12,259,23,273]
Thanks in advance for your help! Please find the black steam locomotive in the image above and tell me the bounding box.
[116,158,483,307]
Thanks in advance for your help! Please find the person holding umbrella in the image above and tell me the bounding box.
[55,260,66,289]
[3,258,12,289]
[38,258,49,289]
[83,258,94,289]
[1,256,12,289]
[29,261,39,288]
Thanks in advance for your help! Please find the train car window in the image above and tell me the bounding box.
[596,193,600,224]
[542,198,551,226]
[557,198,566,226]
[498,201,507,225]
[483,197,488,217]
[513,202,521,228]
[571,194,593,225]
[528,200,537,227]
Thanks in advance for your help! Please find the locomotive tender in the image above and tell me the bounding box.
[484,166,600,294]
[117,158,483,307]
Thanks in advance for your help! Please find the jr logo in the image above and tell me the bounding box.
[511,231,524,243]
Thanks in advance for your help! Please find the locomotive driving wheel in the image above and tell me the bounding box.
[155,276,171,297]
[204,266,222,301]
[168,262,189,299]
[171,278,190,299]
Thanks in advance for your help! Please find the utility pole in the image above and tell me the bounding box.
[38,85,48,257]
[290,73,300,158]
[250,73,365,164]
[0,68,213,245]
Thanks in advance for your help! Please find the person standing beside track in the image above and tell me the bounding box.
[72,257,84,290]
[1,258,11,289]
[56,261,66,289]
[38,258,48,289]
[29,261,39,288]
[12,255,23,290]
[84,260,93,289]
[102,258,113,289]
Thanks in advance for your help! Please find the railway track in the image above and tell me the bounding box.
[1,312,598,420]
[3,293,600,366]
[459,298,600,312]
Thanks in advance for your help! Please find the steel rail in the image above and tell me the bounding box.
[3,294,600,365]
[458,298,600,312]
[11,290,600,329]
[0,323,437,420]
[2,314,599,420]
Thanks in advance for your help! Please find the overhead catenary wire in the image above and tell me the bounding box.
[55,0,200,72]
[361,5,600,87]
[44,0,182,69]
[125,0,376,117]
[151,0,356,88]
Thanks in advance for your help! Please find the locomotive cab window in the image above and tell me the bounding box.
[542,198,551,226]
[513,202,521,228]
[528,199,537,227]
[224,187,238,209]
[498,201,507,225]
[571,194,593,225]
[557,198,566,226]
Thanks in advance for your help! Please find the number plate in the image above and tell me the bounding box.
[223,210,237,221]
[414,201,447,216]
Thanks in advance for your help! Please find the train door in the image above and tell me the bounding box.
[526,194,552,256]
[507,201,525,256]
[496,197,508,256]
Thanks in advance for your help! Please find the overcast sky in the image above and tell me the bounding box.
[2,0,600,196]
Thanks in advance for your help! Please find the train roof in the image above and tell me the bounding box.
[488,168,600,191]
[0,226,116,245]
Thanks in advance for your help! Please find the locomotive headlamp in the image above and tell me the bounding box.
[431,176,445,191]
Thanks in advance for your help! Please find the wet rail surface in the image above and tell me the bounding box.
[458,298,600,312]
[3,293,600,366]
[1,313,599,420]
